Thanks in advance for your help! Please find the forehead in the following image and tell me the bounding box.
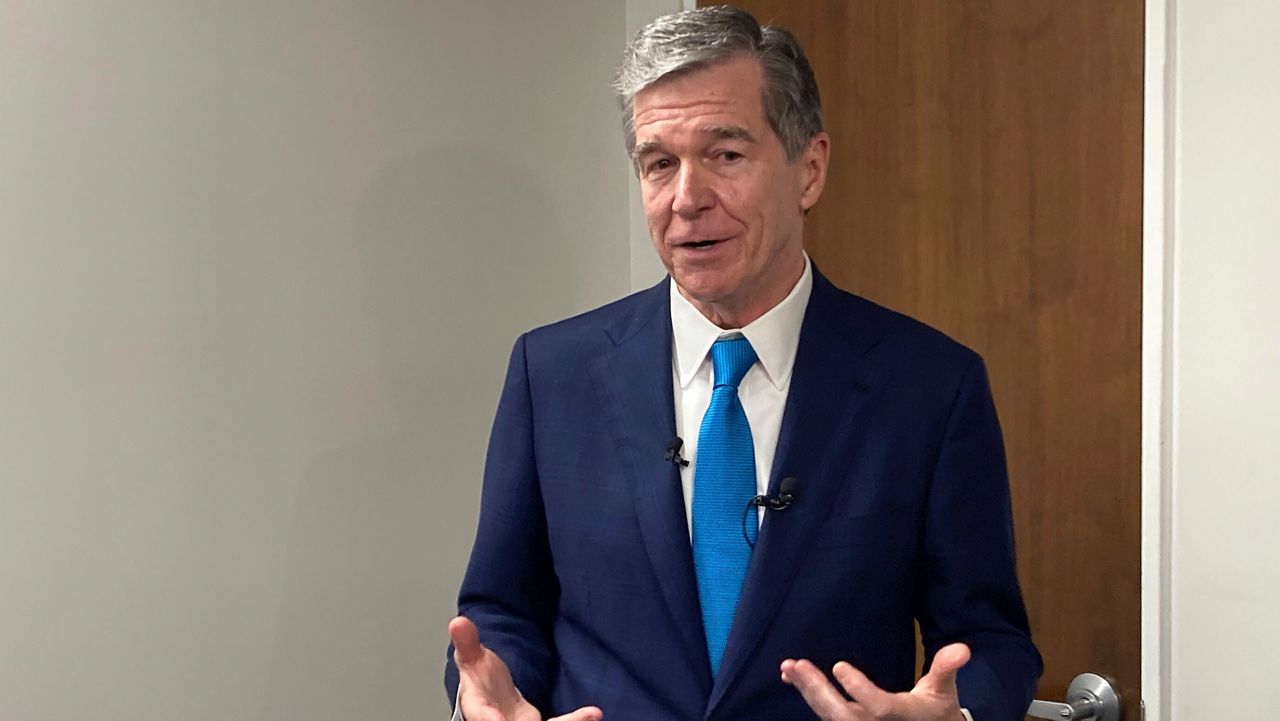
[631,55,769,140]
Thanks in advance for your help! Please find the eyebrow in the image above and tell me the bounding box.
[700,125,758,144]
[631,140,664,160]
[630,126,760,161]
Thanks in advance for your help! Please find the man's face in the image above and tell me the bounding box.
[632,55,828,326]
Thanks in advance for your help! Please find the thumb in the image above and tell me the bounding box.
[918,642,970,695]
[449,616,486,666]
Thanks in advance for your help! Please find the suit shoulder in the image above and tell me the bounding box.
[518,280,666,361]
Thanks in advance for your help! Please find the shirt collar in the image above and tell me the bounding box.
[670,254,813,391]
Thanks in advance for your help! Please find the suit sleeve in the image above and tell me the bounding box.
[914,353,1043,721]
[444,334,559,712]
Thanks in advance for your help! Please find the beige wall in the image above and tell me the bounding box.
[1169,0,1280,718]
[0,2,632,719]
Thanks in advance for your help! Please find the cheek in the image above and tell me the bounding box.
[641,189,669,230]
[640,206,670,245]
[714,185,751,227]
[644,208,669,245]
[757,173,801,230]
[721,171,772,220]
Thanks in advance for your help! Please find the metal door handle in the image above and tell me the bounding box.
[1026,673,1122,721]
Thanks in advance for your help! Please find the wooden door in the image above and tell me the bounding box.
[707,1,1145,718]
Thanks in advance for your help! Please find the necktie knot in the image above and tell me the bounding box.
[710,337,757,389]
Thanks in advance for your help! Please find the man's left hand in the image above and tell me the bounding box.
[780,642,970,721]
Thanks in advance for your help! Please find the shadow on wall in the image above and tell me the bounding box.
[261,146,576,721]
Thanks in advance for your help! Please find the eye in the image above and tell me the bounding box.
[646,157,676,175]
[717,150,744,163]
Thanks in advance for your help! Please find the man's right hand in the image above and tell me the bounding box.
[449,616,603,721]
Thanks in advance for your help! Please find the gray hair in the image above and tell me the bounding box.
[613,5,823,162]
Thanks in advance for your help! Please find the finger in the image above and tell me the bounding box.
[549,706,604,721]
[917,642,971,695]
[781,658,862,720]
[831,661,890,716]
[449,616,485,666]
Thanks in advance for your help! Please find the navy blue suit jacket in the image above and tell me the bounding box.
[446,269,1041,721]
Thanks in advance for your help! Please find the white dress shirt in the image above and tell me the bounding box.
[670,256,812,533]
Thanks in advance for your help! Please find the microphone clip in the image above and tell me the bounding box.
[750,491,795,512]
[665,437,690,468]
[742,477,800,547]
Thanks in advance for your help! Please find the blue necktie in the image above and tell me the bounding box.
[692,336,758,676]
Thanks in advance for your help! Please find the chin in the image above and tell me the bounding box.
[672,274,737,306]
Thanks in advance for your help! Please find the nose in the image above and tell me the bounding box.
[671,162,715,217]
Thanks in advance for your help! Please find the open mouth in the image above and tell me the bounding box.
[680,238,726,249]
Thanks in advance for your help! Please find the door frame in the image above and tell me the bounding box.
[1142,0,1174,718]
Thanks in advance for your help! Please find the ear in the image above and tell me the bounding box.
[797,132,831,211]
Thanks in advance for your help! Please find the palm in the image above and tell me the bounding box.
[455,644,525,719]
[877,686,962,721]
[450,616,602,721]
[780,642,970,721]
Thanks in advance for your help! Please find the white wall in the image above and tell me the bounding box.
[1169,0,1280,718]
[0,2,631,719]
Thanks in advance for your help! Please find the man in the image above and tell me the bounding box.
[445,7,1040,721]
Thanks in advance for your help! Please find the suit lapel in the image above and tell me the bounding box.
[706,270,888,716]
[587,279,714,688]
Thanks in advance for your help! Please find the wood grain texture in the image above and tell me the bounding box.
[704,1,1144,717]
